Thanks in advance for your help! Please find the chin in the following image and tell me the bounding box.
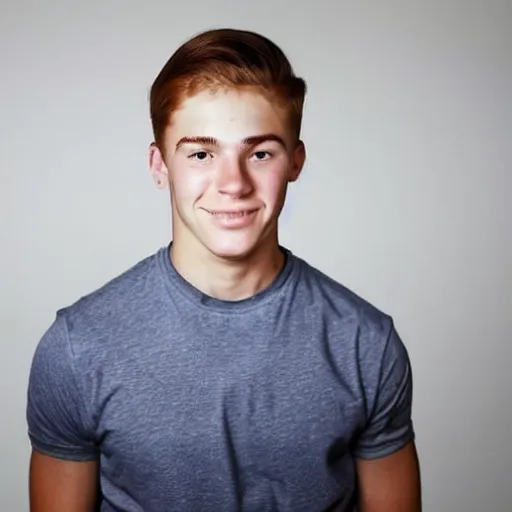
[204,235,260,261]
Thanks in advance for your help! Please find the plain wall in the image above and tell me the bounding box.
[1,1,511,510]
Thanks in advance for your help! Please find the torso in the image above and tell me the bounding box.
[64,246,391,512]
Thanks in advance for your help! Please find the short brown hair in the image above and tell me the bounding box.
[149,28,307,150]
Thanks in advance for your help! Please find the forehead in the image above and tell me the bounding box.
[167,88,290,143]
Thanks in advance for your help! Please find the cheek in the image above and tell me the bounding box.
[171,168,210,201]
[254,164,289,205]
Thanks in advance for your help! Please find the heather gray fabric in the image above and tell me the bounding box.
[27,245,415,512]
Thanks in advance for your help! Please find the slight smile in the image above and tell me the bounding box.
[202,208,259,218]
[201,207,260,229]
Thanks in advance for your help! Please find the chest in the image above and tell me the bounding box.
[89,311,363,505]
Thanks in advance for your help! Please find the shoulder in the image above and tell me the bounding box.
[292,253,393,341]
[56,248,166,352]
[291,254,412,424]
[290,252,409,386]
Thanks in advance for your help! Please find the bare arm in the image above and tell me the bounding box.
[355,441,421,512]
[29,450,99,512]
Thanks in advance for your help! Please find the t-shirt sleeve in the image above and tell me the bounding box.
[26,312,99,461]
[352,321,415,460]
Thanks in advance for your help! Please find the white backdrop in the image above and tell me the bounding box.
[1,1,511,510]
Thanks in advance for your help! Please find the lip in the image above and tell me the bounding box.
[202,208,259,229]
[205,208,258,215]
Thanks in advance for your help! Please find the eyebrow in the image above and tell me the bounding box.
[175,134,287,151]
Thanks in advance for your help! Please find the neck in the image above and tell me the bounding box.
[169,234,285,302]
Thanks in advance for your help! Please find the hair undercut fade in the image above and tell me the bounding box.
[149,28,307,151]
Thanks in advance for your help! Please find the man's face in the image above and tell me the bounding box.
[149,87,305,260]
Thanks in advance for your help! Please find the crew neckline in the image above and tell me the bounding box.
[156,243,297,314]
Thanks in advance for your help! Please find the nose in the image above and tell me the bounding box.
[215,156,253,198]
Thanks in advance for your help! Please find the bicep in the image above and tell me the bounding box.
[27,315,98,461]
[30,450,99,512]
[352,323,415,460]
[355,441,421,512]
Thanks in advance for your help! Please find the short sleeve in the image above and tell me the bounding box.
[26,312,99,461]
[352,322,415,460]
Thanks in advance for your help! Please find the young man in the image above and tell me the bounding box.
[27,28,421,511]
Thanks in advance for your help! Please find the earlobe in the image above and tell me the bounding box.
[149,143,169,190]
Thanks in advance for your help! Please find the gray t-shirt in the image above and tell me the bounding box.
[27,245,414,512]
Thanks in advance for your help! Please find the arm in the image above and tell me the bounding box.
[352,321,421,510]
[30,451,99,512]
[355,440,421,512]
[27,314,100,511]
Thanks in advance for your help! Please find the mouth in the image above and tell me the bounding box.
[203,208,259,219]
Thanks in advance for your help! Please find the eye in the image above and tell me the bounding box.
[252,151,271,161]
[189,151,212,161]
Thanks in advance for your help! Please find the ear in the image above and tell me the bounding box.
[149,143,169,190]
[288,140,306,183]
